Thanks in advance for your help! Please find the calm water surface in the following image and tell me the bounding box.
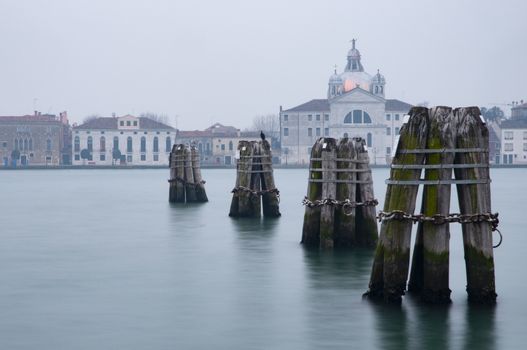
[0,168,526,349]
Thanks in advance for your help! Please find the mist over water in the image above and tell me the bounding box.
[0,168,525,349]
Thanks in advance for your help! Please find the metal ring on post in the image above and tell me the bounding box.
[493,228,503,248]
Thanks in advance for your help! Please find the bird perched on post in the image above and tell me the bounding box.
[260,130,266,141]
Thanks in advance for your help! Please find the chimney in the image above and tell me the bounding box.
[34,110,38,116]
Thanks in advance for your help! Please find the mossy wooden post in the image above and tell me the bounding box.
[365,107,428,302]
[260,139,280,217]
[334,138,356,247]
[168,144,177,202]
[249,141,262,217]
[454,107,496,304]
[174,144,186,203]
[183,146,197,202]
[229,140,254,217]
[354,137,378,247]
[319,138,337,249]
[302,139,323,246]
[408,106,454,303]
[191,146,208,202]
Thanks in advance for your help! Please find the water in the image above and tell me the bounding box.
[0,168,525,349]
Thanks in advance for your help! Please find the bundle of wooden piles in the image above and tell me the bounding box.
[168,144,208,203]
[229,139,280,218]
[365,106,498,305]
[301,137,379,249]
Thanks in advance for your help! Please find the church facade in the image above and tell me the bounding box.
[279,40,413,165]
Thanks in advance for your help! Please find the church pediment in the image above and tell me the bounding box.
[331,87,385,104]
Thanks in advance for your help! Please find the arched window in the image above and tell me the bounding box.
[127,137,133,152]
[140,137,146,152]
[14,138,18,150]
[165,136,171,152]
[153,137,159,152]
[74,136,80,152]
[46,139,52,152]
[100,136,106,152]
[198,143,203,153]
[113,136,119,150]
[367,133,372,147]
[87,136,93,152]
[229,141,233,151]
[18,139,23,150]
[24,139,28,150]
[29,139,33,151]
[343,110,372,124]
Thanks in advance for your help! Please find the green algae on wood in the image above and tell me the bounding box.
[302,139,323,246]
[334,138,356,247]
[319,138,337,249]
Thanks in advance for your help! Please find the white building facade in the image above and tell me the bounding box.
[500,119,527,165]
[280,40,412,165]
[72,115,175,166]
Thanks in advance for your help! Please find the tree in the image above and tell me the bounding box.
[249,114,280,139]
[80,149,91,165]
[140,112,170,125]
[112,149,122,165]
[83,114,100,123]
[481,106,505,123]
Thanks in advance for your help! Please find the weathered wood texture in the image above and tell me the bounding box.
[183,147,197,202]
[408,106,454,303]
[366,107,428,302]
[229,140,254,217]
[260,139,281,217]
[191,146,208,202]
[319,138,337,249]
[354,138,379,247]
[168,144,208,203]
[174,144,186,202]
[454,107,496,304]
[249,141,262,218]
[301,139,323,246]
[334,138,356,247]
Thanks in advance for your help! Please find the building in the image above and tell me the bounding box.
[72,115,175,166]
[0,111,71,167]
[500,109,527,165]
[511,101,527,119]
[280,40,413,165]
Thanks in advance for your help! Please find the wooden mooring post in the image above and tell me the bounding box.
[301,137,379,249]
[365,106,499,304]
[168,144,208,203]
[229,139,280,218]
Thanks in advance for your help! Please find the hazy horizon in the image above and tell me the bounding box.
[1,0,525,130]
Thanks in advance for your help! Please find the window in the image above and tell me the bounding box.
[141,154,146,161]
[308,114,312,121]
[29,139,33,151]
[524,131,527,140]
[504,131,513,140]
[395,114,400,121]
[166,137,171,152]
[126,121,131,126]
[316,114,320,121]
[344,110,372,124]
[100,154,106,161]
[324,114,329,121]
[74,154,80,161]
[386,147,391,154]
[524,143,527,152]
[343,133,349,138]
[127,136,133,152]
[127,155,132,162]
[504,143,513,151]
[2,141,6,148]
[133,121,138,126]
[367,133,372,147]
[284,128,289,136]
[14,138,18,150]
[120,121,124,126]
[395,127,400,135]
[74,136,80,152]
[47,139,52,152]
[113,136,119,150]
[87,136,92,152]
[324,128,329,136]
[386,127,391,136]
[316,128,321,136]
[24,139,28,150]
[308,128,312,136]
[140,137,146,152]
[100,137,106,152]
[221,144,225,150]
[283,115,288,122]
[153,154,159,161]
[386,114,391,121]
[153,137,159,152]
[229,141,233,151]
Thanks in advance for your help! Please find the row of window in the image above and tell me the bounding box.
[75,130,171,135]
[504,131,527,140]
[217,141,234,151]
[283,114,330,122]
[503,143,527,152]
[119,120,138,127]
[73,154,161,162]
[13,138,52,152]
[74,136,171,153]
[386,127,400,136]
[386,114,401,121]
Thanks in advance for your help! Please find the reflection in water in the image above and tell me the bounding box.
[463,305,496,350]
[407,295,451,350]
[367,300,409,350]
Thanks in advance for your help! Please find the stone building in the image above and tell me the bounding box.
[0,111,71,167]
[279,40,413,165]
[72,115,175,166]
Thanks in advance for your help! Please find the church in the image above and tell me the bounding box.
[279,40,413,165]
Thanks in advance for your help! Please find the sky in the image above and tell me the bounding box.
[0,0,525,130]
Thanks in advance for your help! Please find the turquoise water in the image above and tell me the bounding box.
[0,168,525,349]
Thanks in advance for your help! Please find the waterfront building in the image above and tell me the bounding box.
[279,40,413,165]
[500,103,527,165]
[0,111,71,167]
[72,115,175,166]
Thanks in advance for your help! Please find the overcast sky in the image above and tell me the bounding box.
[0,0,525,129]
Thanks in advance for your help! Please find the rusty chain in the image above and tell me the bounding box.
[168,176,206,187]
[302,197,378,216]
[231,186,280,202]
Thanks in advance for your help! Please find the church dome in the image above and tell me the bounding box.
[371,70,386,84]
[329,71,342,83]
[347,47,361,58]
[340,71,372,92]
